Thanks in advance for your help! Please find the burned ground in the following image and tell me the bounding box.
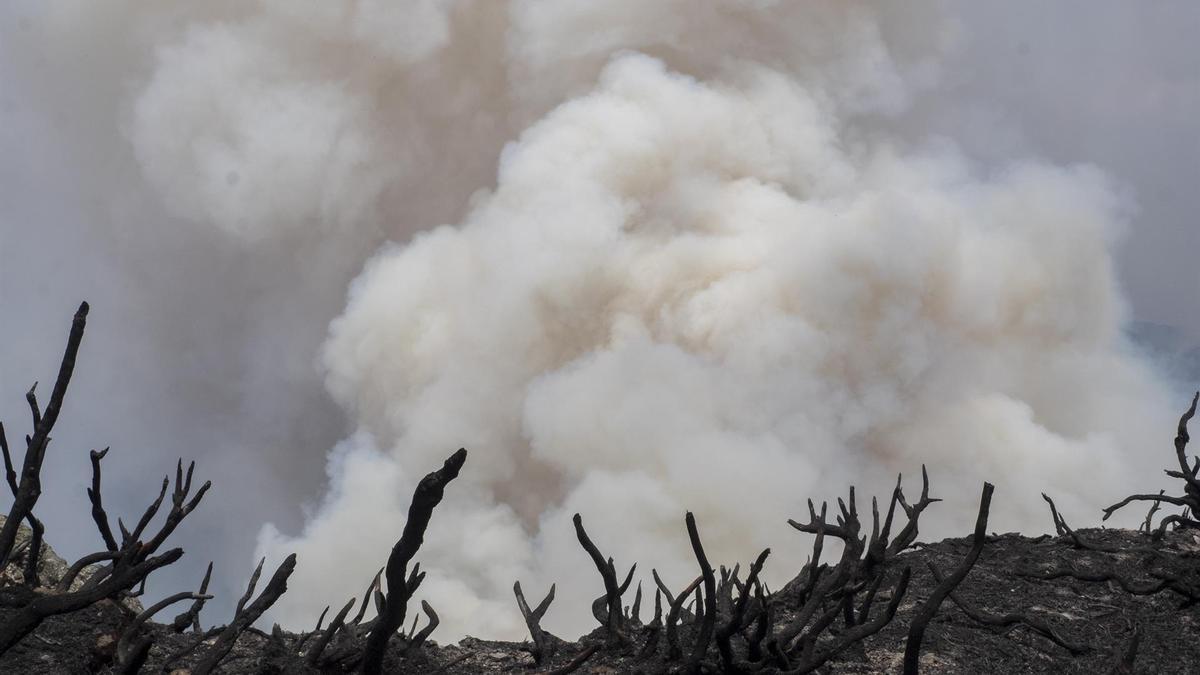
[2,526,1199,673]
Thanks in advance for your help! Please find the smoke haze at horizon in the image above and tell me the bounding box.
[1,1,1198,640]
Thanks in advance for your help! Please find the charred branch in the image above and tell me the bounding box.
[548,643,601,675]
[903,481,994,675]
[1042,493,1123,553]
[636,589,664,661]
[56,453,210,616]
[746,582,770,663]
[407,600,439,651]
[361,447,466,675]
[789,495,856,542]
[86,448,118,552]
[192,554,297,675]
[573,512,633,644]
[651,568,677,610]
[719,564,742,620]
[0,302,88,570]
[306,597,356,665]
[295,604,330,658]
[0,305,229,667]
[138,460,211,558]
[0,423,16,496]
[0,546,183,653]
[125,477,169,549]
[885,466,941,559]
[1172,392,1200,504]
[777,490,866,654]
[0,427,43,589]
[55,551,119,593]
[1152,513,1200,540]
[19,515,43,588]
[590,563,636,627]
[1141,491,1166,535]
[115,590,210,673]
[665,574,703,661]
[514,580,557,664]
[1103,393,1200,536]
[1103,494,1191,521]
[352,568,383,626]
[788,567,911,675]
[24,384,41,430]
[42,450,213,637]
[685,511,718,668]
[1015,564,1200,601]
[171,562,213,633]
[799,502,828,604]
[788,595,847,669]
[716,547,770,671]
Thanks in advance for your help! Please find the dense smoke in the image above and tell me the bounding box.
[260,45,1174,638]
[1,0,1196,641]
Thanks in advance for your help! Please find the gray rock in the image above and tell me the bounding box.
[0,514,143,613]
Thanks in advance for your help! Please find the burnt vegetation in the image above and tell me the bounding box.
[2,305,1199,673]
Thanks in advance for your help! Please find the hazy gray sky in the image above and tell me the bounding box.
[937,3,1200,340]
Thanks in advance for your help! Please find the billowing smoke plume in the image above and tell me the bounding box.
[256,46,1177,635]
[2,0,1195,641]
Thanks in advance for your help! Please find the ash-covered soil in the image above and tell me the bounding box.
[3,526,1197,674]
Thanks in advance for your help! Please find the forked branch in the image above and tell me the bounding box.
[515,581,557,664]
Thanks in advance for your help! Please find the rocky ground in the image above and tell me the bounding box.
[2,525,1197,674]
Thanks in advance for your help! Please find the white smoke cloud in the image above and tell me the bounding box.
[261,45,1173,638]
[3,0,1191,644]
